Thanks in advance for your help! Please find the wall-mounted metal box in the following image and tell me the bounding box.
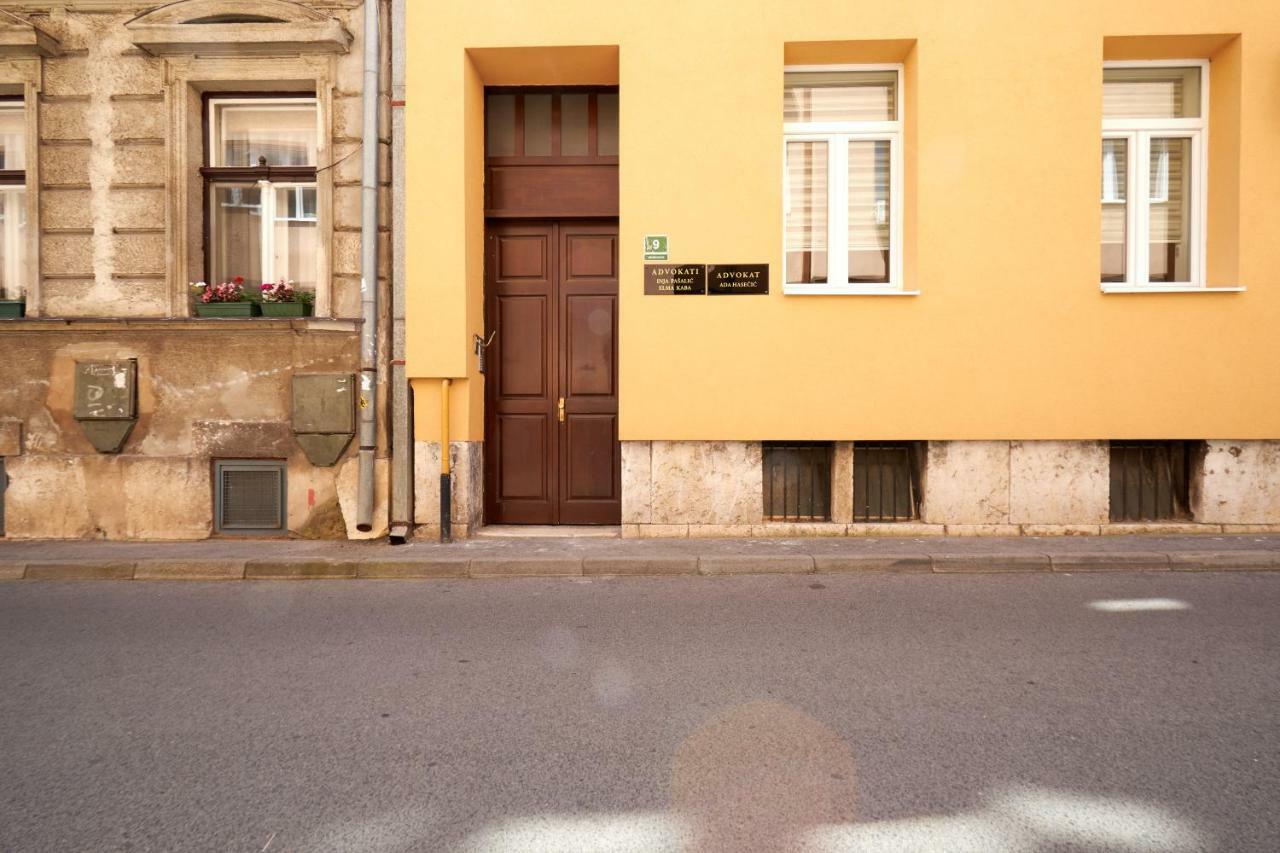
[73,360,138,453]
[292,374,355,467]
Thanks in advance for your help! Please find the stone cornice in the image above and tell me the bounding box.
[124,0,353,56]
[0,9,59,56]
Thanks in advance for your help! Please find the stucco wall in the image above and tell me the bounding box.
[0,2,391,540]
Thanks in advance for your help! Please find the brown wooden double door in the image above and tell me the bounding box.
[484,220,620,525]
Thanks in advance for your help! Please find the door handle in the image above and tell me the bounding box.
[558,397,565,423]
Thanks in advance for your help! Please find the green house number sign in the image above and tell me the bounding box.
[643,235,669,261]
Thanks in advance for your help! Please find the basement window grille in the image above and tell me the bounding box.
[853,442,922,522]
[214,459,286,535]
[1109,441,1196,522]
[763,442,833,522]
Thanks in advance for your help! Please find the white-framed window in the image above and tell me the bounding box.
[0,99,28,302]
[204,97,320,292]
[1101,62,1208,289]
[783,65,904,295]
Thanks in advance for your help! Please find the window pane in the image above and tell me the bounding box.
[0,186,27,299]
[210,184,263,285]
[785,140,828,284]
[1148,137,1191,283]
[784,70,896,123]
[560,94,589,156]
[273,186,318,291]
[1101,138,1128,282]
[0,103,25,170]
[848,139,891,283]
[596,93,619,156]
[1103,67,1201,119]
[215,102,317,167]
[486,94,516,156]
[523,94,552,156]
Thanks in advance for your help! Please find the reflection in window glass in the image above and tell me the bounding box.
[210,184,263,286]
[1101,138,1128,282]
[0,104,25,170]
[785,141,828,284]
[560,94,589,156]
[848,140,891,283]
[1148,137,1191,282]
[214,102,317,167]
[596,93,619,156]
[523,94,552,156]
[273,186,317,291]
[486,94,516,156]
[0,187,27,300]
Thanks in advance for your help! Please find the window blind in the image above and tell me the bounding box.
[784,70,896,123]
[1103,67,1201,119]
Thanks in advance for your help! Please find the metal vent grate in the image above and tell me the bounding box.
[1110,441,1195,522]
[763,442,833,522]
[853,442,922,522]
[215,460,286,533]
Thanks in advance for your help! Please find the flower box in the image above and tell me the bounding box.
[0,300,25,318]
[259,301,313,318]
[195,301,258,318]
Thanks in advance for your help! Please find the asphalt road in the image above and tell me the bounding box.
[0,572,1277,852]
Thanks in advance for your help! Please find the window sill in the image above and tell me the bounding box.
[784,286,920,296]
[1100,285,1246,294]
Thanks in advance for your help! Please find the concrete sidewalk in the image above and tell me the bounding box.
[2,533,1280,579]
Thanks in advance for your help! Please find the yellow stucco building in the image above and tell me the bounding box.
[403,0,1280,537]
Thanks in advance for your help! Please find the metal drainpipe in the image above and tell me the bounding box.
[388,0,412,544]
[355,0,380,532]
[440,378,451,542]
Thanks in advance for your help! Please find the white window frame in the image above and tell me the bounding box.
[1101,60,1209,292]
[206,97,320,287]
[783,64,907,296]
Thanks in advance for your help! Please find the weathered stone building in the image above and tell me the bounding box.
[0,0,392,539]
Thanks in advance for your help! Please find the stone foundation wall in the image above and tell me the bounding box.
[618,440,1280,538]
[0,327,365,539]
[413,440,483,540]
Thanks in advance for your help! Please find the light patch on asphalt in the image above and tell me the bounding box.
[1089,598,1190,612]
[462,813,688,853]
[591,658,635,706]
[461,787,1206,853]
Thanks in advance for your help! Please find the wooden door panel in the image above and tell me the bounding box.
[496,296,548,398]
[565,415,618,501]
[485,222,558,524]
[565,294,616,398]
[558,223,620,524]
[497,414,551,500]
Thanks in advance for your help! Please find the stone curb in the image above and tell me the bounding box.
[134,560,247,580]
[931,554,1052,573]
[1050,552,1171,572]
[6,550,1280,580]
[1169,552,1280,572]
[357,559,470,579]
[699,555,815,575]
[25,561,136,580]
[814,554,932,573]
[469,558,583,578]
[583,557,698,576]
[244,560,359,580]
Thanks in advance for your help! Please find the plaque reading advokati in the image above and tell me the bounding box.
[707,264,768,295]
[644,264,706,295]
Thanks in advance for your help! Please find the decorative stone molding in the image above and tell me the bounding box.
[126,0,352,57]
[160,53,337,316]
[0,11,60,58]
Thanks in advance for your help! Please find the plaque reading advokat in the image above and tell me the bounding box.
[644,264,706,295]
[707,264,768,295]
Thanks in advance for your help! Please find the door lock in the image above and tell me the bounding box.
[558,397,565,422]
